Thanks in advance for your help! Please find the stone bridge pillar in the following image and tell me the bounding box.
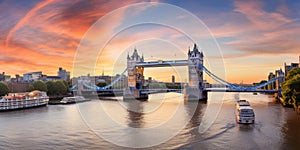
[184,44,207,101]
[123,48,148,100]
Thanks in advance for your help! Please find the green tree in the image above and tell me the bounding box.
[31,80,47,92]
[282,74,300,105]
[285,68,300,81]
[54,80,67,95]
[166,83,182,89]
[61,80,69,92]
[149,83,166,89]
[282,68,300,105]
[46,81,55,95]
[0,82,9,96]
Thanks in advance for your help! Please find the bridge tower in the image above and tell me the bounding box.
[184,44,207,101]
[123,48,148,100]
[76,79,83,96]
[275,68,284,98]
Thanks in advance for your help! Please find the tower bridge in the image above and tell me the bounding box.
[123,44,206,100]
[71,43,281,101]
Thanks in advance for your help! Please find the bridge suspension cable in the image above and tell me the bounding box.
[71,62,278,92]
[70,84,77,91]
[77,67,128,90]
[246,77,278,90]
[199,64,278,91]
[199,65,243,90]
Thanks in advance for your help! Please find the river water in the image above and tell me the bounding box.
[0,92,299,149]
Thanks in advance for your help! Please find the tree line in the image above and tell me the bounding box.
[0,80,70,97]
[282,68,300,107]
[30,80,70,96]
[0,82,9,96]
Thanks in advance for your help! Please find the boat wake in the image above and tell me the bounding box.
[200,123,236,141]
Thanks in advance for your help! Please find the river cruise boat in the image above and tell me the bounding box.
[0,90,49,111]
[235,100,255,124]
[60,96,90,104]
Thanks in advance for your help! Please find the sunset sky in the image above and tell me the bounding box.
[1,0,299,84]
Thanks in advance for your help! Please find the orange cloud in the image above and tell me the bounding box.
[1,0,147,77]
[94,25,194,76]
[1,0,298,84]
[0,40,74,75]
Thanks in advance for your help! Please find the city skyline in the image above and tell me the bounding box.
[1,0,300,83]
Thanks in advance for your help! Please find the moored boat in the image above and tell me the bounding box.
[0,90,49,111]
[60,96,90,104]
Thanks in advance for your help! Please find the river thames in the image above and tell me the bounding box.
[0,92,299,149]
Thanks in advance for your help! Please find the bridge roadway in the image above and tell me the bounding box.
[77,88,278,94]
[79,89,182,93]
[135,60,188,67]
[72,59,279,94]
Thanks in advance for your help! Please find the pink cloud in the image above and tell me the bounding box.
[234,0,291,30]
[5,0,54,47]
[204,0,300,58]
[1,0,147,76]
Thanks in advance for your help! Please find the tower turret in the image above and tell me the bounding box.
[188,43,203,87]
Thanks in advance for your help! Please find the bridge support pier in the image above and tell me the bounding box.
[123,89,148,100]
[184,86,207,101]
[185,44,207,102]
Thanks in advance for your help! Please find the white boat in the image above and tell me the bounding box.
[60,96,89,104]
[0,90,49,111]
[235,100,255,124]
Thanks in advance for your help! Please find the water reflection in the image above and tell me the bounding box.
[185,102,206,129]
[125,100,145,128]
[181,102,206,145]
[1,92,300,149]
[281,108,300,149]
